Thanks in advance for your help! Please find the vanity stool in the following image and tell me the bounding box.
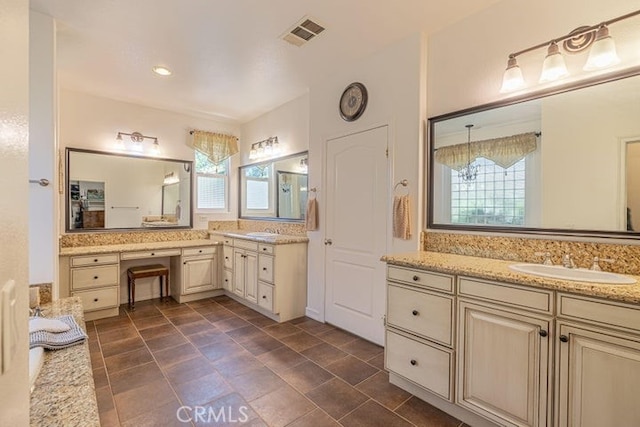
[127,264,169,309]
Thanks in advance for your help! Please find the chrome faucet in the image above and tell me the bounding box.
[590,256,614,271]
[562,254,576,269]
[535,252,553,265]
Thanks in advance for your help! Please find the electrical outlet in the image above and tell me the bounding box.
[1,280,17,374]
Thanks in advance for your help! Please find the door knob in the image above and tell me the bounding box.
[324,239,333,245]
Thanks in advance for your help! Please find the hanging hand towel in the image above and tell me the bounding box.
[393,195,412,239]
[306,198,318,231]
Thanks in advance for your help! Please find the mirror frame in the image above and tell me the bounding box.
[65,147,194,232]
[427,67,640,239]
[238,151,308,222]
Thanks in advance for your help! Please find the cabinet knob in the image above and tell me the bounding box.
[183,262,187,265]
[93,276,98,280]
[94,298,99,302]
[559,335,569,343]
[539,330,548,337]
[263,248,267,251]
[410,359,417,366]
[412,310,419,316]
[262,295,267,299]
[225,256,229,260]
[199,250,202,253]
[263,267,267,271]
[94,259,98,262]
[151,252,155,256]
[224,279,228,282]
[412,275,419,281]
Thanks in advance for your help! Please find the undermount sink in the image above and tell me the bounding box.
[246,232,278,237]
[509,263,636,285]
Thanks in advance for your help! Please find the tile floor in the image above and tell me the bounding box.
[88,295,466,427]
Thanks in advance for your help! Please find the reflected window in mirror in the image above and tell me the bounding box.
[195,151,229,211]
[244,164,273,214]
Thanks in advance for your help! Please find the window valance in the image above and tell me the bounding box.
[434,132,538,171]
[191,130,239,165]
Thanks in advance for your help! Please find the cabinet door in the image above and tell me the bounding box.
[245,251,258,303]
[183,256,217,294]
[556,322,640,427]
[457,300,550,427]
[233,250,246,297]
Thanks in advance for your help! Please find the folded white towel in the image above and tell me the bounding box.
[29,317,71,334]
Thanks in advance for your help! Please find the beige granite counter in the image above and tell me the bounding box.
[30,297,99,427]
[382,251,640,305]
[210,230,309,244]
[59,238,221,256]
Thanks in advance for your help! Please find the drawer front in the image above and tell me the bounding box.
[258,244,274,255]
[71,265,119,290]
[120,248,181,260]
[388,266,454,293]
[234,239,258,251]
[459,277,553,314]
[258,255,274,283]
[73,287,119,312]
[222,269,233,291]
[386,330,453,401]
[387,283,454,347]
[71,253,118,267]
[183,246,216,257]
[557,293,640,333]
[223,246,233,270]
[258,282,274,312]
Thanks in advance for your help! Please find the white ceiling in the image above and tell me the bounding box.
[30,0,501,123]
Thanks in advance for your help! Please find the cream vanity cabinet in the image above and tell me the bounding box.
[59,253,120,321]
[170,246,222,303]
[224,237,307,322]
[555,293,640,427]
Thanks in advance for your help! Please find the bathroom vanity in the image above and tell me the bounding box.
[383,251,640,427]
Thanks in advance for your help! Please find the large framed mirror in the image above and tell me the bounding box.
[66,148,193,231]
[239,152,308,221]
[428,70,640,238]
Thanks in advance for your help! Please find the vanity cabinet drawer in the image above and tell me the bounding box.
[120,248,181,260]
[73,287,119,312]
[387,283,454,347]
[557,293,640,333]
[222,269,233,291]
[234,239,259,251]
[459,277,553,314]
[258,244,274,255]
[388,266,454,294]
[71,253,118,267]
[386,329,453,401]
[258,255,274,283]
[182,246,216,257]
[258,282,275,312]
[71,265,119,290]
[223,246,233,270]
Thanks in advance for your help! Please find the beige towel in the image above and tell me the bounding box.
[306,198,318,231]
[393,195,412,239]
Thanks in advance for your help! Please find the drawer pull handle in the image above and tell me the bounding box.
[93,276,99,280]
[412,275,419,281]
[559,335,569,343]
[410,359,417,366]
[539,330,548,337]
[412,310,419,316]
[94,298,99,302]
[94,259,98,262]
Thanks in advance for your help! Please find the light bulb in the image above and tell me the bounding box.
[584,25,620,71]
[539,42,569,83]
[500,56,525,93]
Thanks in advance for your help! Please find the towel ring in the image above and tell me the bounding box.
[394,179,409,195]
[309,187,317,199]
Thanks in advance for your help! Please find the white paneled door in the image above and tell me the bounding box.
[325,125,388,345]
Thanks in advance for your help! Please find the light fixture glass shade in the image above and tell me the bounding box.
[500,57,525,93]
[583,25,620,70]
[257,143,264,157]
[539,42,569,83]
[249,145,257,160]
[151,140,161,155]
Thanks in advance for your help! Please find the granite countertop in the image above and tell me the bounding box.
[30,297,99,427]
[210,230,309,244]
[59,238,221,256]
[382,251,640,305]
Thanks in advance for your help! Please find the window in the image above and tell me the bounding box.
[195,150,228,211]
[451,157,526,226]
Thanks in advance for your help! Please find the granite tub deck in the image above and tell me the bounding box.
[382,251,640,305]
[30,297,99,427]
[59,238,220,256]
[210,230,309,244]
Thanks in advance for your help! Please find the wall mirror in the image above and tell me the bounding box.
[428,71,640,237]
[239,151,308,221]
[66,148,193,231]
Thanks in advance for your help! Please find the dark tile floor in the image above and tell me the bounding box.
[87,295,465,427]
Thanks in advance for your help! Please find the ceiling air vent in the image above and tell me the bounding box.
[281,17,325,47]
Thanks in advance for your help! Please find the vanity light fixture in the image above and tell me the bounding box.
[500,8,640,93]
[152,66,172,76]
[459,124,479,182]
[248,136,281,161]
[299,157,308,172]
[116,131,160,154]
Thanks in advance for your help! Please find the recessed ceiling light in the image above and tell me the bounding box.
[152,66,172,76]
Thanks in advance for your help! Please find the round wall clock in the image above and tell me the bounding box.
[339,82,368,122]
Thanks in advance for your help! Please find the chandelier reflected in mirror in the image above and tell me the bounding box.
[459,124,479,182]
